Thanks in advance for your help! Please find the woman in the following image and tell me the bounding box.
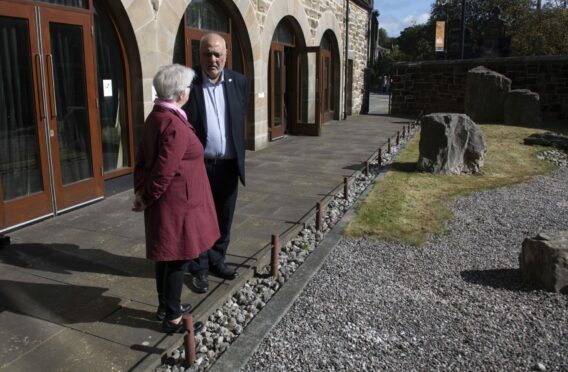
[133,64,219,333]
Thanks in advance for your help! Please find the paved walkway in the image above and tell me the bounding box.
[0,107,410,371]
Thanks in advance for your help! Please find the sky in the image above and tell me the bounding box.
[374,0,434,38]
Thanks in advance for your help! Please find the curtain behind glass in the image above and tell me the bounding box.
[0,16,43,201]
[94,4,129,172]
[38,0,87,9]
[187,0,228,32]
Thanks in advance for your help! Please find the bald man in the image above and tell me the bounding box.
[182,33,249,293]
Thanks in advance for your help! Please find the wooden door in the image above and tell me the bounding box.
[346,59,353,116]
[41,7,103,210]
[0,1,103,230]
[0,1,53,228]
[321,49,334,123]
[269,43,286,140]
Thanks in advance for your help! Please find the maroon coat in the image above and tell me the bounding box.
[134,105,219,261]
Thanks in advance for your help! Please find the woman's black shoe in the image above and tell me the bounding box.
[156,303,192,321]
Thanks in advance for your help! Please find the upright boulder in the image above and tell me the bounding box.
[417,113,487,175]
[465,66,511,123]
[519,231,568,294]
[504,89,541,127]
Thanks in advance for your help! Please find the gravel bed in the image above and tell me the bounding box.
[243,166,568,371]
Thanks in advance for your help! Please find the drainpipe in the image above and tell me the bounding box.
[343,0,349,120]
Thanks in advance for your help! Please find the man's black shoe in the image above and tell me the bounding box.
[210,262,238,280]
[162,319,204,334]
[156,303,192,321]
[191,271,209,293]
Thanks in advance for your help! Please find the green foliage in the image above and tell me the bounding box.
[396,23,436,61]
[510,8,568,56]
[379,27,391,48]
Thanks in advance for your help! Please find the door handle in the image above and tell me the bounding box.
[34,54,45,120]
[45,54,57,119]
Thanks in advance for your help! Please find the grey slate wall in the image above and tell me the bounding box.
[390,56,568,122]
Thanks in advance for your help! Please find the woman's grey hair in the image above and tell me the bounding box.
[153,64,195,101]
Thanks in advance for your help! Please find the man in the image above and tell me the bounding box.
[182,32,249,293]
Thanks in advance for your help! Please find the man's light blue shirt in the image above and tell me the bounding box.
[202,71,235,159]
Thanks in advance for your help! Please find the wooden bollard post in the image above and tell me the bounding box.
[396,131,400,146]
[402,126,406,138]
[387,138,391,154]
[364,160,370,176]
[315,202,323,231]
[343,177,349,199]
[378,148,382,168]
[271,234,280,279]
[183,314,196,368]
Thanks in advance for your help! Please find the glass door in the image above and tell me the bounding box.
[0,2,53,228]
[321,49,334,123]
[0,1,103,231]
[41,7,103,210]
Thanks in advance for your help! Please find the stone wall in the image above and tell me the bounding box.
[348,2,368,114]
[391,56,568,122]
[254,0,345,42]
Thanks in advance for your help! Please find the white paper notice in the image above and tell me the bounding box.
[103,79,113,97]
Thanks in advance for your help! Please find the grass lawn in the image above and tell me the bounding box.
[343,124,560,246]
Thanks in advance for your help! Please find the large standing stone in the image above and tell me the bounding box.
[519,231,568,294]
[465,66,511,123]
[504,89,541,127]
[417,113,486,175]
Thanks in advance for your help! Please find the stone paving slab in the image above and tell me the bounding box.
[0,110,411,371]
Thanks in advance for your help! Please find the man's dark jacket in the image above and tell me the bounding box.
[183,67,249,185]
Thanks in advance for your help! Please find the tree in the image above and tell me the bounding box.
[378,27,391,48]
[395,23,436,61]
[510,8,568,55]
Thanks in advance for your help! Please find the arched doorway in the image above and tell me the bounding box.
[0,0,138,231]
[320,30,340,123]
[268,17,322,140]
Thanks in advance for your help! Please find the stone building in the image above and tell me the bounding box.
[0,0,376,231]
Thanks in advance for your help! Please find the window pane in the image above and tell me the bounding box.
[272,22,294,45]
[274,51,282,127]
[50,22,93,184]
[38,0,88,9]
[0,16,44,200]
[298,52,316,124]
[187,0,228,33]
[191,40,200,68]
[324,57,329,111]
[94,4,130,173]
[321,35,331,51]
[232,35,243,74]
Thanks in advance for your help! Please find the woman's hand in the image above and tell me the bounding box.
[132,192,147,212]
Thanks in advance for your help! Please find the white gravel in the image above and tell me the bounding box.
[243,167,568,371]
